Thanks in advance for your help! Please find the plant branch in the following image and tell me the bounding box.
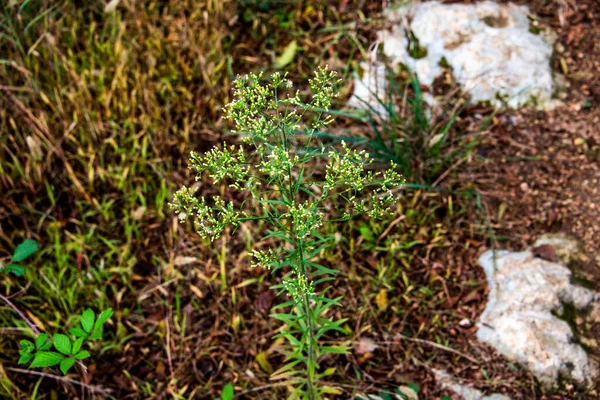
[0,293,40,335]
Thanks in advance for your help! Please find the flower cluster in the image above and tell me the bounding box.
[171,187,246,241]
[286,201,323,239]
[309,66,339,111]
[250,248,279,269]
[189,145,248,189]
[325,141,372,193]
[259,146,298,182]
[283,275,315,302]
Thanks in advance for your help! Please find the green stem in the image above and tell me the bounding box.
[298,240,317,400]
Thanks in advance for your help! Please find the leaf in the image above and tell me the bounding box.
[3,264,25,276]
[358,224,375,242]
[72,337,85,355]
[20,340,34,353]
[53,334,71,355]
[274,40,297,68]
[255,351,273,374]
[375,289,388,311]
[18,353,34,365]
[30,351,64,368]
[88,330,103,340]
[353,338,379,355]
[104,0,120,13]
[221,382,234,400]
[60,357,76,374]
[74,350,90,360]
[69,328,87,338]
[12,239,39,262]
[35,333,49,349]
[93,308,113,331]
[320,386,342,394]
[428,132,444,148]
[81,309,95,333]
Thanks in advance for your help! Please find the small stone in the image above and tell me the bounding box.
[459,318,472,328]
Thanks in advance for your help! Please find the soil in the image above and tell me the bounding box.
[2,0,600,399]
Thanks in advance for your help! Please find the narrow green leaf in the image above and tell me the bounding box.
[59,357,76,374]
[80,309,95,333]
[74,350,90,360]
[53,334,71,355]
[12,239,39,262]
[221,382,234,400]
[320,346,349,355]
[30,352,64,368]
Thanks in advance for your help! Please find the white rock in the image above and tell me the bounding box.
[434,369,511,400]
[348,62,389,116]
[477,249,599,387]
[350,1,560,111]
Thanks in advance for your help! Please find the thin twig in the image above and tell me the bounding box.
[393,334,479,364]
[0,294,40,335]
[5,367,109,395]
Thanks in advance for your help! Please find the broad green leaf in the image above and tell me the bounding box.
[53,334,71,355]
[18,353,34,364]
[72,337,85,355]
[93,308,113,331]
[12,239,39,262]
[81,309,95,333]
[19,340,34,353]
[30,351,64,368]
[35,333,49,349]
[69,328,87,338]
[88,330,102,340]
[74,350,90,360]
[221,382,234,400]
[3,264,25,276]
[60,357,76,374]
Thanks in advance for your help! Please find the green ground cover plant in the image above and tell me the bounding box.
[171,68,404,399]
[1,239,112,375]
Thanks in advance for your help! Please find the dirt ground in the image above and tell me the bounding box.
[1,0,599,399]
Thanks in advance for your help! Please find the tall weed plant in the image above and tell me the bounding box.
[171,68,404,399]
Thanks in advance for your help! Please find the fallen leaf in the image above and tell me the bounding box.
[375,289,388,311]
[255,351,273,374]
[174,256,198,266]
[462,290,480,304]
[257,291,274,312]
[189,284,204,299]
[532,244,558,262]
[274,40,297,68]
[131,206,145,220]
[104,0,120,13]
[353,338,379,355]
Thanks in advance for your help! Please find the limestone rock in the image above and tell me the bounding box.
[477,248,599,387]
[349,1,561,112]
[434,369,511,400]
